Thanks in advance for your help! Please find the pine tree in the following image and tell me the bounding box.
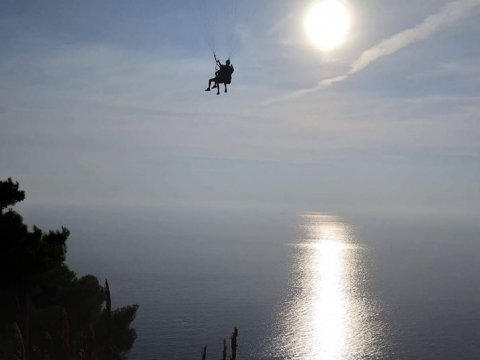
[0,178,138,359]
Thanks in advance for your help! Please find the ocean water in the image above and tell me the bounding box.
[22,206,480,359]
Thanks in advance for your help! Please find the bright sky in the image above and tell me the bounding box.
[1,0,479,217]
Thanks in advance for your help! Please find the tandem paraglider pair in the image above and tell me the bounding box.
[205,56,234,95]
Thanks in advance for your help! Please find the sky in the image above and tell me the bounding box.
[1,0,479,218]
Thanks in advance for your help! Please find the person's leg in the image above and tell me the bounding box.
[224,84,228,93]
[205,78,214,91]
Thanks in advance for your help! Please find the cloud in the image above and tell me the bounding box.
[320,0,480,87]
[264,0,480,105]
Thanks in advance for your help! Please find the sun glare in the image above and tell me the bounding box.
[304,1,351,52]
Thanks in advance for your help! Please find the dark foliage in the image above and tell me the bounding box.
[200,328,238,360]
[230,327,238,360]
[0,177,25,213]
[0,178,138,360]
[222,339,227,360]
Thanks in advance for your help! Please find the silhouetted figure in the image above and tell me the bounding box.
[205,59,234,95]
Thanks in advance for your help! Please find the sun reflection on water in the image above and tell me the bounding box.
[269,213,384,359]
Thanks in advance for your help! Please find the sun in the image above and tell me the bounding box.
[304,1,351,52]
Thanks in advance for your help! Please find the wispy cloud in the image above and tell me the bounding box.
[321,0,480,87]
[265,0,480,105]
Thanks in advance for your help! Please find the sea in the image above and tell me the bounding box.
[21,205,480,359]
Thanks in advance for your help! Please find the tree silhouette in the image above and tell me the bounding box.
[0,178,138,360]
[230,327,238,360]
[0,177,25,214]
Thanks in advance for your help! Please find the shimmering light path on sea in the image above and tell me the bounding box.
[269,213,385,359]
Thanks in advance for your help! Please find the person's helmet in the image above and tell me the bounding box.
[226,59,231,65]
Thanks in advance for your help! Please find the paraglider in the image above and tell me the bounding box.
[199,0,239,95]
[205,56,234,95]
